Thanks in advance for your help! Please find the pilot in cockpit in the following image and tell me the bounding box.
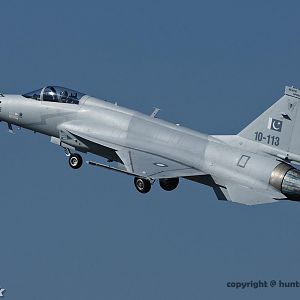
[60,90,68,102]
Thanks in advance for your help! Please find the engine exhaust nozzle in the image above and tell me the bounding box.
[269,163,300,200]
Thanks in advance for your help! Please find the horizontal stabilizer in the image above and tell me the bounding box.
[184,175,286,205]
[224,184,286,205]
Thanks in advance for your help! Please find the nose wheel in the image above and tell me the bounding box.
[134,177,151,193]
[69,153,83,169]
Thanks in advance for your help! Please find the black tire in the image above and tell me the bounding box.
[69,153,83,169]
[159,177,179,191]
[134,177,151,194]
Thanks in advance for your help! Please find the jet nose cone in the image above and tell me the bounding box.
[0,95,3,105]
[0,94,6,106]
[0,98,3,120]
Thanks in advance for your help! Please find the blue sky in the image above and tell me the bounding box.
[1,0,300,299]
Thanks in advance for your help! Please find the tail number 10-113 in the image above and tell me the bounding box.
[254,131,280,146]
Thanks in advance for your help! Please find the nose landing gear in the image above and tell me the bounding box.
[69,153,83,169]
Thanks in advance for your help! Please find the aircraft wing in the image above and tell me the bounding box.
[60,126,288,203]
[116,149,205,179]
[63,127,205,179]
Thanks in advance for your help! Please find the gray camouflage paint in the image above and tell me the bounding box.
[1,86,300,205]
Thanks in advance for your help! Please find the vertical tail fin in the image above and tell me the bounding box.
[238,86,300,159]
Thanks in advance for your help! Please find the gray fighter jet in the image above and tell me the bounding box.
[1,85,300,205]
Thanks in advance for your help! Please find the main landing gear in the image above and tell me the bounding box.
[159,177,179,191]
[65,150,180,192]
[134,176,180,194]
[134,177,152,193]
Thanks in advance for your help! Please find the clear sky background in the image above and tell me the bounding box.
[1,0,300,299]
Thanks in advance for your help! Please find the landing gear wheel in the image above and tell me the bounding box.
[159,178,179,191]
[134,177,151,194]
[69,153,83,169]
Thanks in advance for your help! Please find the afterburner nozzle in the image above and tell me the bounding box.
[270,163,300,200]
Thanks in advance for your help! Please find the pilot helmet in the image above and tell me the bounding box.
[61,90,68,98]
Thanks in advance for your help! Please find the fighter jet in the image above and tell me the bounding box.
[1,85,300,205]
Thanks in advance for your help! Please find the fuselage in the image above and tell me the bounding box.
[0,91,281,193]
[2,85,300,204]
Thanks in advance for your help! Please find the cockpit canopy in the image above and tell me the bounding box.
[22,86,86,104]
